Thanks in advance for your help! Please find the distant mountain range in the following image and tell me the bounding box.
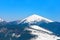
[0,14,60,40]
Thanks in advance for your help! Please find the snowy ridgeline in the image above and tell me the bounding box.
[25,25,60,40]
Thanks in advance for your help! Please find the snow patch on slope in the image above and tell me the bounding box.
[30,25,53,33]
[12,33,21,38]
[25,25,60,40]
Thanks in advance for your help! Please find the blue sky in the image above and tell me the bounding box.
[0,0,60,22]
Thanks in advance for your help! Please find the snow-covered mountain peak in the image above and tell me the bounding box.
[21,14,53,23]
[0,18,4,22]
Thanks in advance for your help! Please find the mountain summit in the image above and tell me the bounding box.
[21,14,53,24]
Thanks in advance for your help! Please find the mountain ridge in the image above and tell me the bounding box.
[0,14,60,40]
